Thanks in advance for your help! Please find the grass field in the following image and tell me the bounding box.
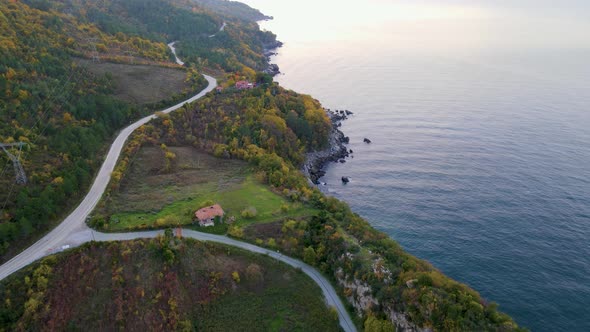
[0,239,340,331]
[99,147,317,232]
[76,59,190,105]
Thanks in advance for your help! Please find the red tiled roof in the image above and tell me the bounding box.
[235,80,252,89]
[195,204,224,221]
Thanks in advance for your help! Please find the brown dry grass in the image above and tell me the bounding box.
[76,59,190,105]
[108,146,248,214]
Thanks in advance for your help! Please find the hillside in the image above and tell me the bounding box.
[0,0,278,262]
[190,0,272,22]
[1,0,527,331]
[0,237,339,331]
[93,84,525,331]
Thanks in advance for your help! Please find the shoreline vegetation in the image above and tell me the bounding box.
[91,77,523,330]
[0,0,524,330]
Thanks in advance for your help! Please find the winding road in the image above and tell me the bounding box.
[209,22,227,38]
[92,229,356,332]
[0,43,357,332]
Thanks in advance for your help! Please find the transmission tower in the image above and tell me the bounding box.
[86,37,100,63]
[0,143,27,185]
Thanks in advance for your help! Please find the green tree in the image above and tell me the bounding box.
[303,246,317,265]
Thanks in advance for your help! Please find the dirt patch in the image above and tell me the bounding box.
[76,59,190,105]
[244,221,284,240]
[107,146,248,214]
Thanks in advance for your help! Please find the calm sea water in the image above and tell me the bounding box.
[244,1,590,330]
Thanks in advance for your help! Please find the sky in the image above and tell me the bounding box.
[240,0,590,50]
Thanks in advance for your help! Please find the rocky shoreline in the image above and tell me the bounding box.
[260,39,351,184]
[263,40,283,76]
[303,109,353,184]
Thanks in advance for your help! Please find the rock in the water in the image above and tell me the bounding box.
[349,149,353,153]
[263,63,280,76]
[363,138,372,144]
[339,159,346,163]
[341,176,350,183]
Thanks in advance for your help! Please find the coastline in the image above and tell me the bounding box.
[257,12,521,331]
[303,110,351,184]
[262,40,282,76]
[256,19,349,184]
[258,17,283,76]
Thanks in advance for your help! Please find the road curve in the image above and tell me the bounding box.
[92,229,357,332]
[209,22,227,38]
[0,44,358,332]
[0,60,216,281]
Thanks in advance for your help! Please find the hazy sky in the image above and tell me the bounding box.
[241,0,590,50]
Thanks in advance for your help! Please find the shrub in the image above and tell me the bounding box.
[241,206,257,219]
[245,264,263,283]
[228,225,244,238]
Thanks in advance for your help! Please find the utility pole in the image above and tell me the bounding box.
[0,142,27,185]
[86,37,100,63]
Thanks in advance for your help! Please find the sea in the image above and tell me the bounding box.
[242,1,590,330]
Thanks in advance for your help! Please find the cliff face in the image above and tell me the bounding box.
[335,255,431,332]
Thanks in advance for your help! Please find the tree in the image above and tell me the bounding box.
[303,246,317,265]
[364,315,396,332]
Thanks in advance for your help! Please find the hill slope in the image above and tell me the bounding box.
[0,237,340,331]
[0,0,278,262]
[105,84,525,331]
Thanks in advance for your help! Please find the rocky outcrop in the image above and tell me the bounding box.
[385,307,432,332]
[302,110,350,184]
[263,40,283,76]
[335,268,379,315]
[264,63,280,76]
[335,254,430,332]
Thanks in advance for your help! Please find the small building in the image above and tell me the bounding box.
[235,80,254,90]
[215,86,223,93]
[195,204,224,227]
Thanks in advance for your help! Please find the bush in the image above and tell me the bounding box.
[241,206,257,219]
[228,225,244,238]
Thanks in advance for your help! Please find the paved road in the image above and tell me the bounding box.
[209,22,227,38]
[0,44,357,332]
[92,229,356,332]
[167,41,185,65]
[0,54,216,281]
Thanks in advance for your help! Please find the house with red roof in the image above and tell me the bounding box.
[235,80,254,90]
[195,204,224,227]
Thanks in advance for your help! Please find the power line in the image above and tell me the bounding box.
[86,37,101,63]
[0,66,81,212]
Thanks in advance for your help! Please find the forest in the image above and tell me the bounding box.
[0,0,279,261]
[191,0,272,22]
